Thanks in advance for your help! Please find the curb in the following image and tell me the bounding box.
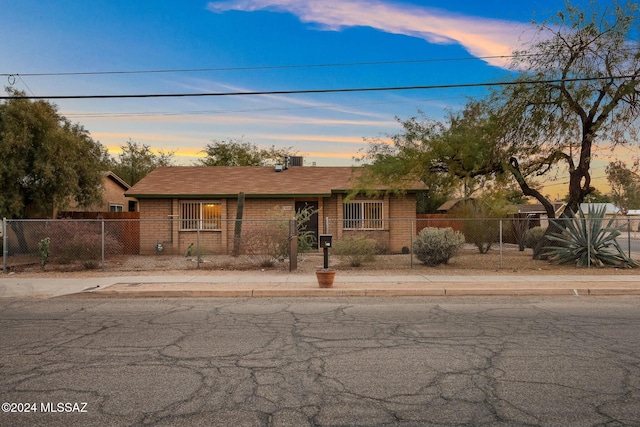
[60,287,640,298]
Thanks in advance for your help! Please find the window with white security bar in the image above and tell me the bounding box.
[180,201,222,231]
[343,201,383,230]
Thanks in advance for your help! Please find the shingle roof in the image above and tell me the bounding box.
[126,166,426,198]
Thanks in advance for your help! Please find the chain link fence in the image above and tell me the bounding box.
[2,216,640,273]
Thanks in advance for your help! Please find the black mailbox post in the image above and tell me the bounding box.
[319,234,332,269]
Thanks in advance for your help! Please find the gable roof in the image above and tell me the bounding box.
[104,171,130,190]
[126,166,426,198]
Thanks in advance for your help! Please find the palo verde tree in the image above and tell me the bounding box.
[0,88,106,219]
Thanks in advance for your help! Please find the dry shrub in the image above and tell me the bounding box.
[241,219,289,267]
[46,221,122,265]
[333,236,378,267]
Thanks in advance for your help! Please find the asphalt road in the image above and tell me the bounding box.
[1,296,640,427]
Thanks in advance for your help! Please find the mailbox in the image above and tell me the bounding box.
[319,234,332,248]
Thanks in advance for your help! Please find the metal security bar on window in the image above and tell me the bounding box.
[180,201,221,231]
[343,201,383,230]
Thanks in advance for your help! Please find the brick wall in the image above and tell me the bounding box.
[138,193,417,255]
[226,198,295,253]
[388,194,416,253]
[139,199,173,255]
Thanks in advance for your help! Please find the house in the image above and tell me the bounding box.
[579,203,621,216]
[59,171,138,216]
[125,165,426,255]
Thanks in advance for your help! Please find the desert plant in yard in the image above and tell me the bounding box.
[38,237,50,269]
[413,227,465,266]
[295,205,318,253]
[510,215,531,251]
[47,221,122,265]
[333,236,378,267]
[450,199,507,254]
[545,206,638,268]
[242,215,290,267]
[524,226,546,249]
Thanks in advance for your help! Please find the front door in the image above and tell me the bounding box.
[295,201,319,249]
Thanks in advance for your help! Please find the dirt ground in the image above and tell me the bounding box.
[6,244,640,278]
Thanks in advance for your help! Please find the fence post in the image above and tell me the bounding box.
[289,219,297,272]
[196,226,201,269]
[2,218,7,273]
[628,217,632,258]
[410,220,413,269]
[587,216,591,269]
[101,219,105,272]
[499,219,503,269]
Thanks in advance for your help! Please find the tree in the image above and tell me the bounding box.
[0,88,105,219]
[197,139,293,166]
[359,1,640,258]
[108,139,175,186]
[357,101,530,202]
[606,160,640,213]
[502,0,640,214]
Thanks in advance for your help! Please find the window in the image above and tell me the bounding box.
[343,201,383,229]
[180,201,222,230]
[109,204,123,212]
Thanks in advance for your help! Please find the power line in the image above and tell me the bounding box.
[4,47,638,79]
[63,95,470,118]
[0,54,522,78]
[2,75,635,101]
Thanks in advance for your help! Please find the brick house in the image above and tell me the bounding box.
[126,165,426,255]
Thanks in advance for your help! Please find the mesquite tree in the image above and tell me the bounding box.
[502,1,640,214]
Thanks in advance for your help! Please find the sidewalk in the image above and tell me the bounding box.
[1,272,639,299]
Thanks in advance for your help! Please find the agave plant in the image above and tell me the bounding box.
[545,205,638,268]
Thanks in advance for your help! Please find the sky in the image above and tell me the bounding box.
[0,0,633,198]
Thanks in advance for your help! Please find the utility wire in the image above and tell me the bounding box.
[3,47,638,78]
[1,75,635,100]
[0,54,524,77]
[64,95,469,118]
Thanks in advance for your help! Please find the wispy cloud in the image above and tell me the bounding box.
[207,0,533,68]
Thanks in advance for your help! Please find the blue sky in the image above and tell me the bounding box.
[2,0,621,196]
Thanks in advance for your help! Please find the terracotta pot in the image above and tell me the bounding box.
[315,269,336,288]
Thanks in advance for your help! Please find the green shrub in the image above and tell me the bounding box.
[413,227,465,266]
[524,226,547,249]
[38,237,50,269]
[333,236,378,267]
